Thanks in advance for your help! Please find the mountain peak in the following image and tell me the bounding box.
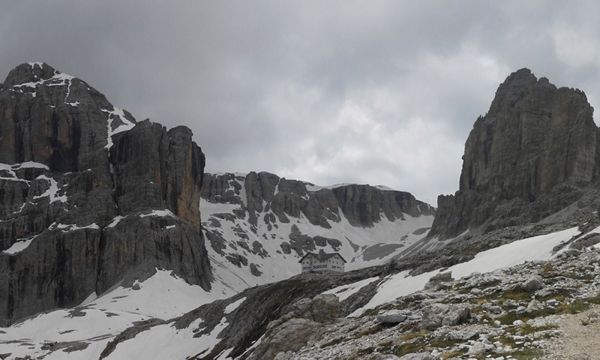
[3,62,63,88]
[499,68,537,90]
[430,68,597,239]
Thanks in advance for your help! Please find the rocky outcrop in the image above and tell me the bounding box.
[250,318,324,360]
[420,303,471,330]
[430,68,600,239]
[202,172,435,229]
[111,122,205,230]
[0,62,210,325]
[200,171,436,289]
[98,267,385,360]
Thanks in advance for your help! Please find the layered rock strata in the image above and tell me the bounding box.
[0,62,210,324]
[430,68,600,239]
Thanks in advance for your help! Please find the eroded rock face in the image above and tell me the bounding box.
[430,68,600,239]
[0,62,210,325]
[111,123,205,230]
[202,172,435,230]
[249,318,324,360]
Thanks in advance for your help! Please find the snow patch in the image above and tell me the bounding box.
[351,227,581,316]
[139,209,176,218]
[33,175,67,203]
[322,276,380,301]
[50,222,100,232]
[102,107,136,149]
[2,236,37,255]
[224,297,246,314]
[201,199,243,218]
[0,269,234,360]
[107,215,125,228]
[13,161,49,170]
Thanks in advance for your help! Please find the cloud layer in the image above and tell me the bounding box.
[2,1,600,204]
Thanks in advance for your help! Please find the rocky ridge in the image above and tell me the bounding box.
[96,266,388,360]
[201,172,435,288]
[0,62,210,325]
[430,68,600,240]
[258,236,600,359]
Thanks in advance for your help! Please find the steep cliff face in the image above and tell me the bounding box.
[430,68,600,239]
[0,63,210,324]
[201,172,435,289]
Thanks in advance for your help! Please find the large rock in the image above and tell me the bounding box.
[249,318,324,360]
[0,63,211,325]
[284,294,340,323]
[521,275,544,292]
[421,303,471,330]
[430,68,600,239]
[424,271,454,291]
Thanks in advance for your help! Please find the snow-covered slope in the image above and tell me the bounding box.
[201,171,435,291]
[348,226,581,316]
[1,218,588,359]
[0,270,234,359]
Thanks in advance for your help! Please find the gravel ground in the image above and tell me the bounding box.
[545,305,600,360]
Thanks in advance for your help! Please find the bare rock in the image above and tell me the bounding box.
[248,318,324,360]
[430,68,599,239]
[425,271,454,290]
[398,353,434,360]
[421,303,471,330]
[376,310,408,324]
[521,275,545,292]
[0,63,211,325]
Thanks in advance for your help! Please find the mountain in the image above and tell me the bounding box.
[430,68,600,240]
[201,172,435,289]
[5,63,599,359]
[0,62,210,325]
[0,62,438,359]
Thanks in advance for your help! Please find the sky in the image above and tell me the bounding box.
[2,1,600,205]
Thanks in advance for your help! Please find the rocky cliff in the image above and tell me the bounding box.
[430,68,600,239]
[0,62,210,325]
[201,172,435,289]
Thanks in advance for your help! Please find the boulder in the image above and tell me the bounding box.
[421,303,471,330]
[424,271,454,290]
[467,342,486,356]
[521,275,544,292]
[309,294,340,322]
[376,310,408,324]
[284,294,340,323]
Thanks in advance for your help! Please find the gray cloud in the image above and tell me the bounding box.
[2,1,600,204]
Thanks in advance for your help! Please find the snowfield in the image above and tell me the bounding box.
[350,226,581,316]
[0,270,235,360]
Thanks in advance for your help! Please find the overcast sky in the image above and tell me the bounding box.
[2,1,600,205]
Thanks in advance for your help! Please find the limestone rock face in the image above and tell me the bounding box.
[430,68,600,239]
[0,63,210,325]
[111,123,205,230]
[202,171,435,230]
[201,171,436,282]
